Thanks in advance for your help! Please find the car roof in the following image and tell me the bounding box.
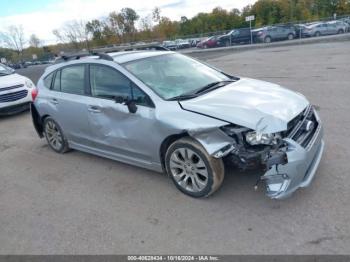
[108,50,173,64]
[46,51,174,73]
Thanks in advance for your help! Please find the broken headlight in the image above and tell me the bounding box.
[245,131,279,145]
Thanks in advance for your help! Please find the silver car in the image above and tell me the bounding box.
[327,20,349,33]
[303,22,343,37]
[31,51,324,199]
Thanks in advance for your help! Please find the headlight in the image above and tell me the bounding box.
[25,79,34,88]
[245,131,277,145]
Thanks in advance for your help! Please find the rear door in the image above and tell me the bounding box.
[48,64,94,147]
[276,27,286,39]
[238,29,250,43]
[327,23,337,34]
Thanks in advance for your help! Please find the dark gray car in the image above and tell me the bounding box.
[217,28,252,46]
[253,26,296,43]
[31,51,324,199]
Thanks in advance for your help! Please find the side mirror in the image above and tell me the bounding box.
[114,96,138,114]
[126,100,138,114]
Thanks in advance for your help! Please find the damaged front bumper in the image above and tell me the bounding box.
[262,120,324,199]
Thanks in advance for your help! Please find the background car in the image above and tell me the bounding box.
[340,17,350,26]
[253,25,296,43]
[302,22,340,37]
[162,41,178,51]
[196,36,219,48]
[293,24,308,38]
[217,28,252,47]
[327,20,349,33]
[175,39,191,49]
[0,63,35,115]
[189,38,202,47]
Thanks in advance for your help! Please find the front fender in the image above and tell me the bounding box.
[188,127,235,158]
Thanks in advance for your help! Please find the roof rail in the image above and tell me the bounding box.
[54,52,114,64]
[92,44,170,53]
[90,52,114,61]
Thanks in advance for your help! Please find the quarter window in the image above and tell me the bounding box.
[43,73,54,89]
[60,65,85,95]
[52,70,61,91]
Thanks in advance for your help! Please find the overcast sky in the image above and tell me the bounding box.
[0,0,257,45]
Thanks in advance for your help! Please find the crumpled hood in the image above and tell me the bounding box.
[180,78,309,133]
[0,73,26,89]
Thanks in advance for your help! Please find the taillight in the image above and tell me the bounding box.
[31,88,38,101]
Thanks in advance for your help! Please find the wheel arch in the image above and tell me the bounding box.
[159,132,189,172]
[30,103,50,138]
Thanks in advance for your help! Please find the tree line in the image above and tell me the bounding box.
[1,0,350,62]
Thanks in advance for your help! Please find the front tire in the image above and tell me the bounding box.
[287,33,294,40]
[43,117,69,153]
[165,137,225,198]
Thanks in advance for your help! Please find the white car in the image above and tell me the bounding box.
[0,63,35,115]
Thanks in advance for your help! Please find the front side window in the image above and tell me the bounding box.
[90,65,131,99]
[60,65,85,95]
[123,53,231,100]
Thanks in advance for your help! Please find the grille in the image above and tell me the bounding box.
[0,90,28,103]
[0,84,24,92]
[286,106,318,148]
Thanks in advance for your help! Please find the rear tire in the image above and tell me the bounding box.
[165,137,225,198]
[338,29,344,34]
[43,117,69,154]
[264,36,272,43]
[315,31,321,37]
[225,40,230,47]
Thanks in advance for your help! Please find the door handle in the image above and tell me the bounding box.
[88,105,102,113]
[51,98,59,105]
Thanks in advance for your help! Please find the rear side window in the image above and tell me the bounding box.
[43,73,53,89]
[90,65,131,98]
[60,65,85,95]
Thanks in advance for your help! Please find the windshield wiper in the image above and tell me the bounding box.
[167,80,234,101]
[167,94,198,101]
[194,80,234,95]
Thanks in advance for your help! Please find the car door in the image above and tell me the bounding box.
[47,64,94,147]
[86,64,157,165]
[242,29,251,43]
[327,23,337,34]
[276,27,286,40]
[320,24,328,34]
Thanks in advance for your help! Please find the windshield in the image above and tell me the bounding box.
[0,64,13,76]
[123,53,232,100]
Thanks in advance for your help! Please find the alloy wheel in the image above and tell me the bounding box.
[169,148,209,193]
[45,120,63,151]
